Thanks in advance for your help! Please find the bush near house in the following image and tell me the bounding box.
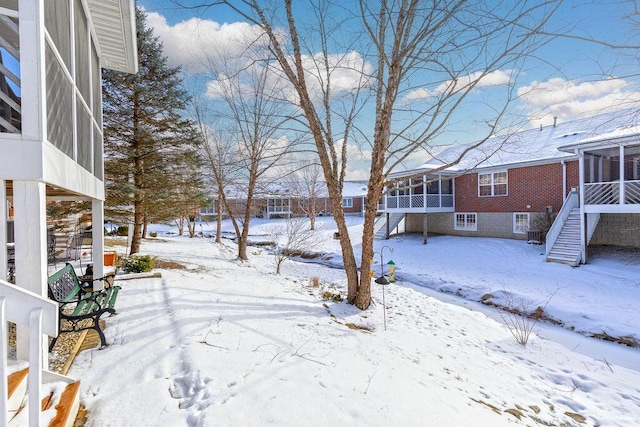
[122,254,155,273]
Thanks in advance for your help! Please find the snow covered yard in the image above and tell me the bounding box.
[69,218,640,426]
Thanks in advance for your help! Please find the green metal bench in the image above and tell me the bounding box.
[47,263,120,351]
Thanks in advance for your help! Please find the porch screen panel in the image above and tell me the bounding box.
[73,0,90,105]
[76,95,91,172]
[93,124,103,180]
[46,44,73,157]
[0,1,18,10]
[44,0,71,69]
[91,40,102,128]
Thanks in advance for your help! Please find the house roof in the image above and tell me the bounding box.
[394,108,640,178]
[87,0,138,74]
[217,180,369,200]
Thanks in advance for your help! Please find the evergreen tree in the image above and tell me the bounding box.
[103,7,206,254]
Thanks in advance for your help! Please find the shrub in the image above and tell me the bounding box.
[116,225,129,236]
[149,231,158,238]
[122,255,155,273]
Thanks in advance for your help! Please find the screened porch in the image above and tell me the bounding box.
[384,175,454,213]
[581,144,640,213]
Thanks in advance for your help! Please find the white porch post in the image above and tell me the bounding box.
[13,181,48,363]
[577,150,587,264]
[19,0,46,142]
[92,199,105,289]
[0,181,6,281]
[620,145,625,204]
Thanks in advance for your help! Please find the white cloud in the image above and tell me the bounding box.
[517,77,640,127]
[146,12,372,104]
[145,12,269,73]
[405,69,512,100]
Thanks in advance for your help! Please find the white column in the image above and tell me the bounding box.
[577,150,586,264]
[13,181,48,362]
[620,145,625,204]
[92,199,105,289]
[19,0,46,142]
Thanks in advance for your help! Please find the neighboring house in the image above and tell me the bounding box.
[381,108,640,266]
[0,0,137,424]
[200,180,371,219]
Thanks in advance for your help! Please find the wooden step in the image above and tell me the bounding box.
[45,381,81,427]
[7,368,28,421]
[6,368,80,427]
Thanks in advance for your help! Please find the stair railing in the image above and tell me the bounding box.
[545,189,579,258]
[0,279,58,426]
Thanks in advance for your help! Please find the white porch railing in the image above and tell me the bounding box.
[545,189,579,258]
[0,279,58,426]
[267,205,291,214]
[584,180,640,205]
[386,193,454,210]
[625,180,640,204]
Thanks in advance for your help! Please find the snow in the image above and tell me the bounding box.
[69,216,640,426]
[408,107,640,173]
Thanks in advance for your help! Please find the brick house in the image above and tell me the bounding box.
[200,180,370,219]
[381,108,640,266]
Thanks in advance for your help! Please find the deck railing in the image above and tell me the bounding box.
[386,193,453,210]
[625,180,640,204]
[0,279,58,426]
[0,10,21,134]
[584,180,640,205]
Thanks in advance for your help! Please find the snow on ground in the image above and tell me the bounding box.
[70,216,640,426]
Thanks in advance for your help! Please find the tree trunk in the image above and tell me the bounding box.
[130,200,144,255]
[215,195,222,243]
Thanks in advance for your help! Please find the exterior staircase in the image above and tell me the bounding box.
[1,279,80,426]
[374,213,405,240]
[546,208,582,266]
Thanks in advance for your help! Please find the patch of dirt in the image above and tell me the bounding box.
[480,294,563,325]
[481,293,640,348]
[153,259,188,270]
[104,238,127,247]
[590,332,639,348]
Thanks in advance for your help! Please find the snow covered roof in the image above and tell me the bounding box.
[218,180,368,200]
[396,108,640,177]
[341,181,368,198]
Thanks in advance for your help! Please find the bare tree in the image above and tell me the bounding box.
[198,44,299,260]
[287,163,326,230]
[200,0,561,309]
[269,217,321,274]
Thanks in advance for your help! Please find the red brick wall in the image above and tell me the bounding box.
[455,160,579,213]
[343,196,363,215]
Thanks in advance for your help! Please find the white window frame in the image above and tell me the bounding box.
[513,212,530,234]
[478,170,508,197]
[454,212,477,231]
[342,197,353,208]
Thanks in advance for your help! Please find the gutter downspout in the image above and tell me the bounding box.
[561,160,566,200]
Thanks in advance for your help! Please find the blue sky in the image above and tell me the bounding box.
[138,0,640,178]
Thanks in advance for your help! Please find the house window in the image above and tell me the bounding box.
[342,198,353,208]
[513,213,530,234]
[454,213,477,231]
[479,171,507,196]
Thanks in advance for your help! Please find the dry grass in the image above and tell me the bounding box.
[153,259,188,270]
